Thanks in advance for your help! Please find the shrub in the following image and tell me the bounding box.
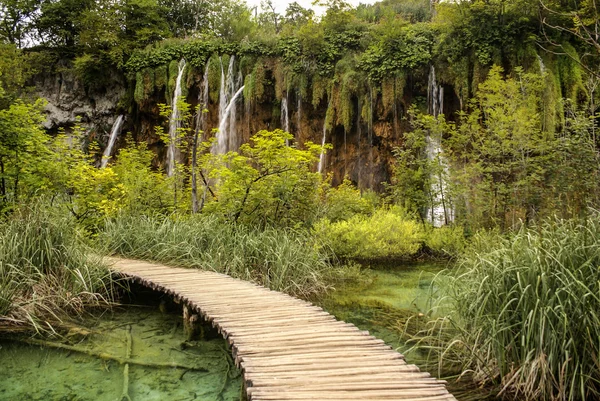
[320,178,376,222]
[423,225,465,258]
[315,207,423,259]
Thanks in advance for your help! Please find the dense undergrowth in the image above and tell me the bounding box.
[0,204,116,334]
[409,217,600,401]
[100,214,333,299]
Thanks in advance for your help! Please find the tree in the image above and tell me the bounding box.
[36,0,94,48]
[0,0,41,48]
[203,130,322,227]
[540,0,600,78]
[0,98,48,210]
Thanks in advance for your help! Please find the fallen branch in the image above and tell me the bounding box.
[19,338,209,372]
[120,325,132,401]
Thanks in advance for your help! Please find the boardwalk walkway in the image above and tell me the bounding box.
[109,258,456,401]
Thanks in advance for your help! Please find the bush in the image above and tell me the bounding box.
[423,225,465,258]
[315,207,423,259]
[320,178,377,222]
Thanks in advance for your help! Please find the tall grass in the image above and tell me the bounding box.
[423,218,600,400]
[99,214,333,298]
[0,204,116,334]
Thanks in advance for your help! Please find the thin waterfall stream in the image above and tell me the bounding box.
[101,115,124,168]
[214,86,245,155]
[426,66,454,227]
[214,56,242,155]
[166,59,186,177]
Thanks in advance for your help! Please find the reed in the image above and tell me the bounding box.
[100,214,333,298]
[416,217,600,400]
[0,204,116,333]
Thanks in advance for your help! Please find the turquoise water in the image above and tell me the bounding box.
[320,262,450,351]
[0,262,450,401]
[0,300,242,401]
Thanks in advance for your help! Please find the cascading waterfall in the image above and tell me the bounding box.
[368,85,374,188]
[167,59,186,177]
[214,56,242,154]
[281,95,290,145]
[357,98,363,188]
[318,99,332,174]
[192,62,210,213]
[215,86,245,154]
[317,122,327,174]
[100,115,124,168]
[426,65,453,227]
[537,54,546,74]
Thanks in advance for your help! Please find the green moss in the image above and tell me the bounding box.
[312,75,329,108]
[557,43,587,103]
[154,64,168,92]
[207,55,221,104]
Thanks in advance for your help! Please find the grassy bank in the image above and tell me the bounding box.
[99,214,335,298]
[0,205,116,334]
[413,217,600,401]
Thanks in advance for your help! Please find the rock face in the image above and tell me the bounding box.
[33,62,460,191]
[33,61,127,149]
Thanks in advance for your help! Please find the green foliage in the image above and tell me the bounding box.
[360,22,433,81]
[315,207,423,259]
[203,129,322,227]
[422,225,464,258]
[0,98,49,212]
[110,141,173,215]
[0,203,115,332]
[320,178,375,222]
[441,217,600,400]
[100,214,332,298]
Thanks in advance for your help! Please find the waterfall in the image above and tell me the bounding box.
[281,96,289,132]
[101,115,124,168]
[214,56,242,154]
[427,66,444,117]
[281,95,290,145]
[368,85,374,188]
[426,65,453,227]
[297,92,302,135]
[317,122,327,174]
[537,54,546,74]
[192,62,210,214]
[197,62,210,135]
[357,98,363,188]
[167,59,186,177]
[215,86,245,154]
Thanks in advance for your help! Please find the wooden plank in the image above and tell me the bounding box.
[108,257,457,401]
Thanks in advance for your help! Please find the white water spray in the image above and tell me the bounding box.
[426,65,453,227]
[215,86,245,154]
[167,59,186,177]
[214,56,243,154]
[101,115,124,168]
[281,95,290,145]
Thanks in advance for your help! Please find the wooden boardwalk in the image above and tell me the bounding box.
[109,258,456,401]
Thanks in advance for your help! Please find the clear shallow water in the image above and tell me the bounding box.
[321,262,450,351]
[0,263,449,401]
[0,302,242,401]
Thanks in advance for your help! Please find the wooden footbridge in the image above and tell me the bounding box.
[109,258,456,401]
